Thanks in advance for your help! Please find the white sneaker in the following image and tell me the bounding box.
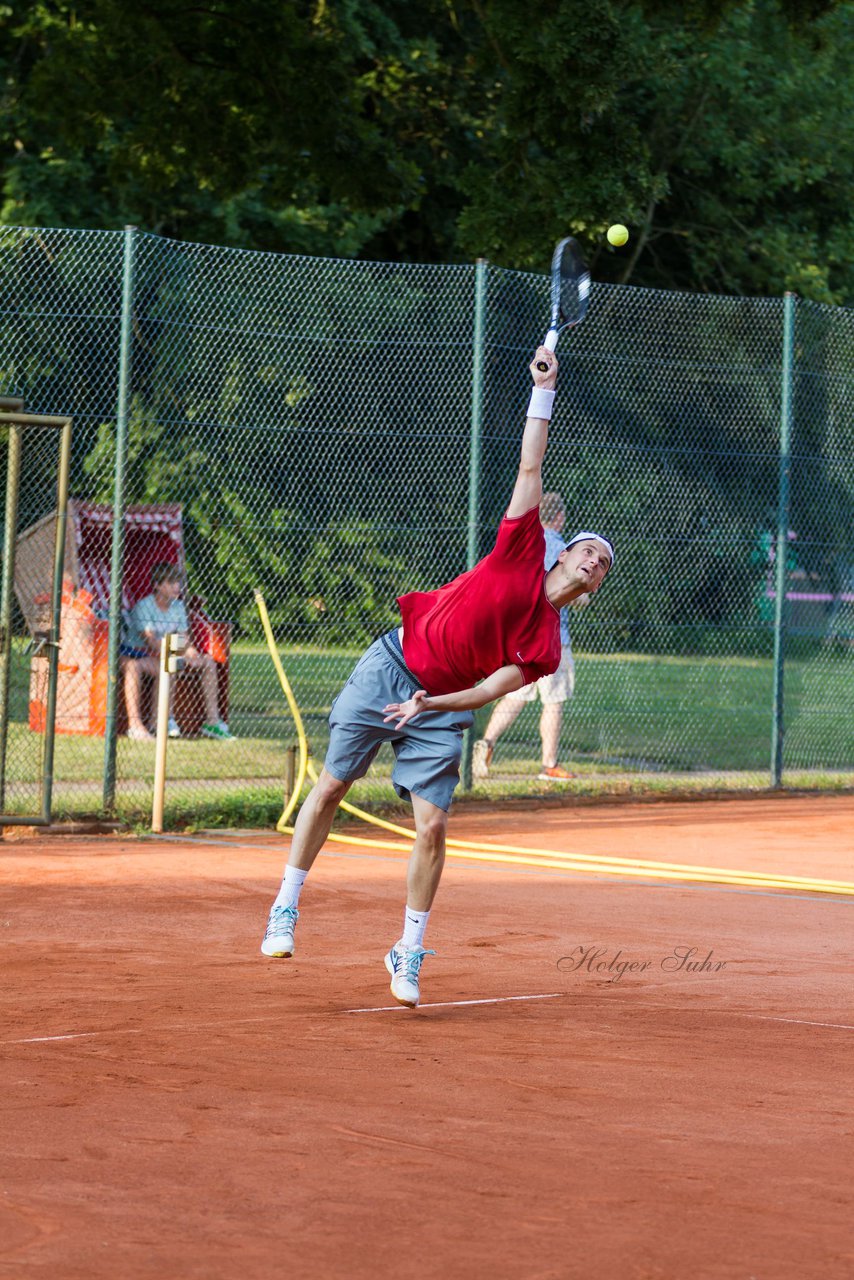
[127,724,153,741]
[472,738,493,780]
[168,717,181,738]
[384,942,435,1008]
[261,904,299,957]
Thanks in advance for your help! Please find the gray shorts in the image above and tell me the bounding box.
[324,631,473,813]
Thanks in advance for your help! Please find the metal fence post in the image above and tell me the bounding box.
[0,414,23,811]
[103,226,136,811]
[0,410,72,825]
[40,417,73,823]
[460,258,488,790]
[771,291,796,788]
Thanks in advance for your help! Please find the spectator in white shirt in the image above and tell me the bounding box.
[473,492,588,782]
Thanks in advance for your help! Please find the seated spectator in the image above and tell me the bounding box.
[122,562,233,741]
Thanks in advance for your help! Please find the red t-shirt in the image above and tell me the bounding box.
[398,505,561,695]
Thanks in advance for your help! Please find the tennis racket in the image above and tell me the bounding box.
[535,237,590,371]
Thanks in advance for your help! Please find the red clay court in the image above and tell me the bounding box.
[2,793,853,1279]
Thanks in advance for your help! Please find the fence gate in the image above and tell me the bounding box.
[0,400,72,824]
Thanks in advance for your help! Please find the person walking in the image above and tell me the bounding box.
[472,491,589,783]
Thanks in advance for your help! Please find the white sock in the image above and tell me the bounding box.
[401,905,430,950]
[273,865,308,911]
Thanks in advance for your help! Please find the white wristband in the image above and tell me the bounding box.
[527,387,555,421]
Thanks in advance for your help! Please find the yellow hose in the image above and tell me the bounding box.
[255,611,854,899]
[253,591,309,830]
[299,752,854,894]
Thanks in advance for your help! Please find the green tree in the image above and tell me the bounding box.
[2,1,852,299]
[0,0,477,256]
[457,1,854,302]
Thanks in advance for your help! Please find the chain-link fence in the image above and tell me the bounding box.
[1,226,852,824]
[0,411,71,822]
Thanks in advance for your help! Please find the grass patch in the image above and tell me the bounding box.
[1,638,851,825]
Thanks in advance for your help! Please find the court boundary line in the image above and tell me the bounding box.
[3,1015,287,1046]
[6,1002,854,1044]
[749,1015,854,1031]
[340,992,564,1014]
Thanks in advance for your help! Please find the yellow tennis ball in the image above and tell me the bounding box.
[607,224,629,247]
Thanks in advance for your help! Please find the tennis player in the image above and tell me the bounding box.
[261,346,614,1006]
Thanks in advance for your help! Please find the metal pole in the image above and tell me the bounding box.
[460,258,488,790]
[465,259,488,571]
[0,412,73,826]
[771,292,796,788]
[284,745,296,807]
[151,633,175,834]
[103,226,136,810]
[0,418,23,810]
[39,417,73,822]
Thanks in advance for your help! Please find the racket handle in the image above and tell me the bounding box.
[535,329,559,372]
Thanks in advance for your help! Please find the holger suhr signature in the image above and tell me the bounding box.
[557,945,729,983]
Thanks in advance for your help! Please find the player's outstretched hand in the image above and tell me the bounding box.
[530,347,558,390]
[383,690,429,728]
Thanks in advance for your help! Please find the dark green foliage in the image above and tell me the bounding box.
[2,2,852,300]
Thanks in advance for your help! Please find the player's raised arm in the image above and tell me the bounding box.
[506,348,559,520]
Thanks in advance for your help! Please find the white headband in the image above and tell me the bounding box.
[564,531,615,567]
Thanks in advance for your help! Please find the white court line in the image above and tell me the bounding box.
[7,1002,853,1044]
[749,1014,854,1032]
[341,992,564,1014]
[4,1015,281,1046]
[6,1001,559,1042]
[604,1000,854,1034]
[8,1030,139,1044]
